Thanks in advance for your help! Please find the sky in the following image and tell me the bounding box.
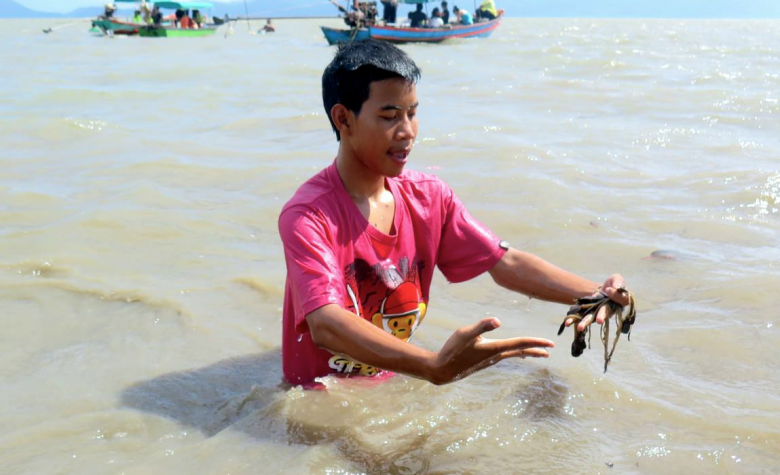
[17,0,254,13]
[12,0,780,17]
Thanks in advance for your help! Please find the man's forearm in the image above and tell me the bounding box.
[306,304,438,381]
[489,249,599,304]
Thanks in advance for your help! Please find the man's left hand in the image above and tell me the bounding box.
[565,273,630,332]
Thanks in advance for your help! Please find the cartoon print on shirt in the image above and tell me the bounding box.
[371,280,427,341]
[328,256,427,375]
[327,355,381,376]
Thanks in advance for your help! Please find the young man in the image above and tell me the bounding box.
[441,1,450,24]
[279,40,629,388]
[408,3,428,28]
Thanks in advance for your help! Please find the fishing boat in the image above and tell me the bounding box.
[321,16,501,45]
[321,0,502,45]
[139,1,218,37]
[91,0,147,35]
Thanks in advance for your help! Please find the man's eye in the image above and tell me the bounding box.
[381,115,395,121]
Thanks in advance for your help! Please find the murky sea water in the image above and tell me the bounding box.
[1,16,779,475]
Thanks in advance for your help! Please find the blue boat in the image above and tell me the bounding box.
[321,26,370,45]
[370,16,500,43]
[321,0,502,45]
[321,16,500,45]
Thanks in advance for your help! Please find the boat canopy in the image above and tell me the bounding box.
[153,1,214,9]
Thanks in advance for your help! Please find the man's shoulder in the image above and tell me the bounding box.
[395,168,445,186]
[393,168,450,199]
[281,166,337,215]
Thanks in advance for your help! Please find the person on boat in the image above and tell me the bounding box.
[102,3,116,19]
[440,1,450,24]
[452,6,473,25]
[350,0,378,26]
[132,9,143,24]
[179,10,194,29]
[262,18,276,33]
[407,3,428,28]
[331,0,366,28]
[380,0,397,24]
[429,7,444,28]
[362,1,379,24]
[141,3,153,24]
[279,39,631,388]
[475,0,498,20]
[193,9,205,28]
[151,5,162,26]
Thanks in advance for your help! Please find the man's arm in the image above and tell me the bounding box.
[306,303,554,385]
[488,248,600,304]
[488,248,629,330]
[330,0,348,14]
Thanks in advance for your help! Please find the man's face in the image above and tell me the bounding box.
[347,77,418,178]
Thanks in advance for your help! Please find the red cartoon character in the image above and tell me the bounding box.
[371,281,427,341]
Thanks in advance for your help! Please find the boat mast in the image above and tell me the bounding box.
[243,0,251,30]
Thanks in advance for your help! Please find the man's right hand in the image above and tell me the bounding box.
[427,318,554,385]
[308,306,553,385]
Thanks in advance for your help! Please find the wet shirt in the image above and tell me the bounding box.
[279,162,505,387]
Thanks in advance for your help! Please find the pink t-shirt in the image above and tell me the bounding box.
[278,162,505,386]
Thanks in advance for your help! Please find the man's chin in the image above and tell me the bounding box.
[385,155,409,177]
[384,164,405,178]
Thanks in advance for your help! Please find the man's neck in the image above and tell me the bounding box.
[335,148,387,201]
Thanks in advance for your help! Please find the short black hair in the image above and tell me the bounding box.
[322,39,421,141]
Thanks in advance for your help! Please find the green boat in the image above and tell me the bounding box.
[139,1,218,37]
[139,25,217,37]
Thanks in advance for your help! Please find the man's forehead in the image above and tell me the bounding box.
[367,78,417,101]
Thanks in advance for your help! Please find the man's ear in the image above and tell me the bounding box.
[331,104,353,138]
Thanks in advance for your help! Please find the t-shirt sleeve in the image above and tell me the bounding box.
[436,182,506,283]
[279,205,345,333]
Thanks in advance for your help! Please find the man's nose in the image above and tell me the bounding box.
[396,115,416,140]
